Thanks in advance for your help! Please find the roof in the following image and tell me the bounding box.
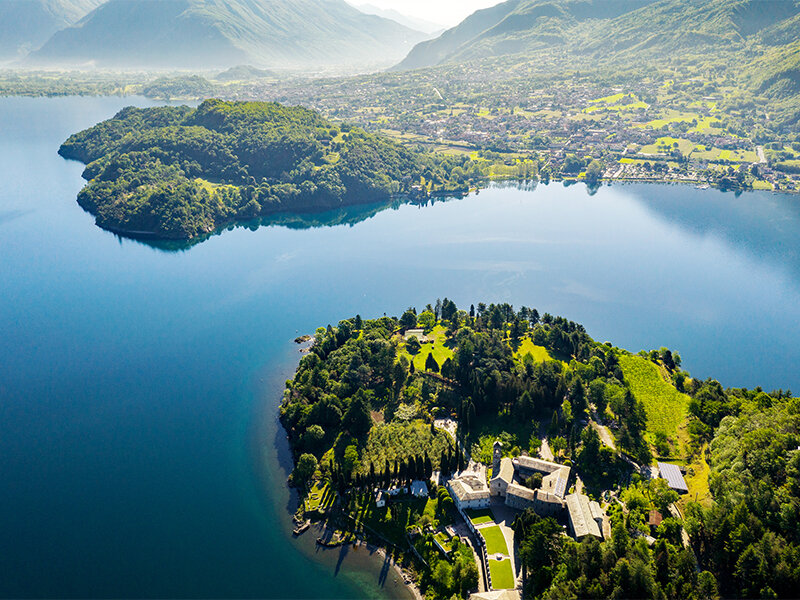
[513,456,571,498]
[534,489,564,506]
[514,456,564,474]
[411,480,428,496]
[658,462,689,493]
[448,466,490,503]
[404,329,429,341]
[589,500,604,521]
[542,470,569,498]
[469,590,520,600]
[648,510,663,527]
[491,457,514,485]
[566,493,602,539]
[506,482,536,501]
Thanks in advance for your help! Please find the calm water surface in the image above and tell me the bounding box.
[2,96,800,597]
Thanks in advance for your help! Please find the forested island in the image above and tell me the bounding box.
[59,99,482,240]
[281,302,800,600]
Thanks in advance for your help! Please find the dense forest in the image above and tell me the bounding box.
[59,99,486,240]
[281,301,799,599]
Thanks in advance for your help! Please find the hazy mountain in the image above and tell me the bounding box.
[0,0,106,60]
[354,3,443,34]
[28,0,428,70]
[396,0,800,70]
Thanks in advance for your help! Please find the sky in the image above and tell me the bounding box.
[358,0,504,27]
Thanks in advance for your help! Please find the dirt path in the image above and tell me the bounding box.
[591,421,616,451]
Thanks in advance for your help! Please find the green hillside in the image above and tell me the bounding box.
[28,0,427,69]
[395,0,800,99]
[58,99,479,240]
[618,353,690,443]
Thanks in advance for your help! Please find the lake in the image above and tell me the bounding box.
[2,96,800,597]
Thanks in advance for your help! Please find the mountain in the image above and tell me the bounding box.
[0,0,105,60]
[354,3,443,34]
[28,0,428,70]
[395,0,800,70]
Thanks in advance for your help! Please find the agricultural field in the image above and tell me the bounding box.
[359,421,451,475]
[618,354,690,447]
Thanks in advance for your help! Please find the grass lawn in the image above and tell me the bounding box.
[642,110,699,129]
[688,116,721,133]
[640,136,695,156]
[434,531,453,553]
[480,525,509,555]
[590,92,627,104]
[690,146,759,163]
[398,325,454,371]
[513,336,553,363]
[618,354,690,445]
[465,507,494,525]
[489,559,515,590]
[753,180,774,190]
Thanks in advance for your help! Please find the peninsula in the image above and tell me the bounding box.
[58,99,477,240]
[281,301,800,600]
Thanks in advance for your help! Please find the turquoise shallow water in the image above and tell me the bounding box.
[2,96,800,597]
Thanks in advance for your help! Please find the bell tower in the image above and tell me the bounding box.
[492,440,502,475]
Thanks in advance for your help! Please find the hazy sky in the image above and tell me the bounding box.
[363,0,503,27]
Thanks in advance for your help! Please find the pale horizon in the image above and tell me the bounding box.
[355,0,504,27]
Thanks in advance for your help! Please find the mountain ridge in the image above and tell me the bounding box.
[27,0,428,70]
[0,0,106,60]
[395,0,800,71]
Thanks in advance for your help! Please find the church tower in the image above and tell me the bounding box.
[492,440,503,475]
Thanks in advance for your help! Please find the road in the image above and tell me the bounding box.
[591,421,617,451]
[757,145,767,164]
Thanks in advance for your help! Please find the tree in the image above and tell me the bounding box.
[561,398,573,424]
[589,378,607,416]
[433,560,453,596]
[406,335,421,355]
[550,436,567,456]
[302,424,325,454]
[526,472,543,489]
[417,310,436,331]
[342,445,359,476]
[400,308,417,330]
[425,352,440,372]
[579,426,601,465]
[294,453,318,490]
[343,393,372,439]
[585,159,603,182]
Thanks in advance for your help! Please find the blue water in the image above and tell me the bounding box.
[2,96,800,597]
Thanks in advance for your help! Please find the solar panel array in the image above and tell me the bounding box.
[658,462,688,493]
[553,476,567,498]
